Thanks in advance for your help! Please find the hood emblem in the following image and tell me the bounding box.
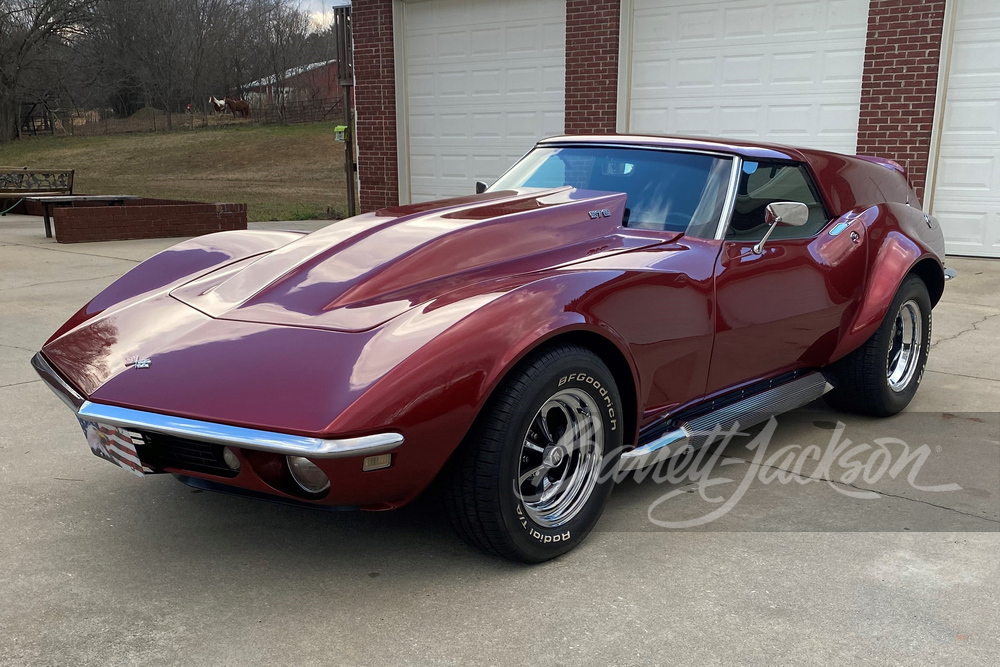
[125,356,151,369]
[589,209,611,219]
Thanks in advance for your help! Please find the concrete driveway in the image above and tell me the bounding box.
[1,214,997,666]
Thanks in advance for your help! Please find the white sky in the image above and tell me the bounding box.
[301,0,349,30]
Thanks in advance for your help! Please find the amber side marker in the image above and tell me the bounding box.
[363,454,393,472]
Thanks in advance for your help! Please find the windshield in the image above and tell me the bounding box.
[490,146,734,238]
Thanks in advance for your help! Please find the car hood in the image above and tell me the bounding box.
[170,187,663,332]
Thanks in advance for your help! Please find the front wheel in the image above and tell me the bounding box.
[825,275,932,416]
[444,345,624,562]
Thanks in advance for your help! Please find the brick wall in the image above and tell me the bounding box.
[17,197,195,217]
[857,0,946,204]
[565,0,620,134]
[353,0,399,212]
[54,203,247,243]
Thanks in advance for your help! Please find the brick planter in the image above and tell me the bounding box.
[53,202,247,243]
[17,197,194,217]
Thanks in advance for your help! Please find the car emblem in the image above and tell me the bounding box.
[588,209,612,219]
[125,356,151,369]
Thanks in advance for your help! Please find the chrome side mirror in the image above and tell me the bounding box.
[752,201,810,254]
[475,181,488,194]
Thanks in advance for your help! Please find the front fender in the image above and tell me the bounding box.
[45,229,304,344]
[326,270,640,499]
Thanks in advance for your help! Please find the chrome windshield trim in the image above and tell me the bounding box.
[534,141,738,160]
[714,156,743,241]
[31,352,85,411]
[32,352,403,459]
[76,402,404,459]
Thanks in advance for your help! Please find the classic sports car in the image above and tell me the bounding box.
[34,134,950,562]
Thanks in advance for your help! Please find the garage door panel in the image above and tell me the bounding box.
[931,207,1000,256]
[401,0,564,202]
[626,0,869,154]
[930,0,1000,256]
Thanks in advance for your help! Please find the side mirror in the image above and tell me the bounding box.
[764,201,809,227]
[753,201,810,254]
[475,181,488,194]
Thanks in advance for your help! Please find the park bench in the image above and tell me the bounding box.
[1,168,75,220]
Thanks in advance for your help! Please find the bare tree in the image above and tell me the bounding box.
[0,0,330,141]
[0,0,91,141]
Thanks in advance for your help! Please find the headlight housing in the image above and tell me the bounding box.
[286,456,330,494]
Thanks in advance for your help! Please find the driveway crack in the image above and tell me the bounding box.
[7,273,121,290]
[930,312,1000,349]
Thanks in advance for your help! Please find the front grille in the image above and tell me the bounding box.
[135,432,238,478]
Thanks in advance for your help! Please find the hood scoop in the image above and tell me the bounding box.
[172,187,662,332]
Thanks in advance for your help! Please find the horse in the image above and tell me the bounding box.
[208,95,227,114]
[225,98,251,119]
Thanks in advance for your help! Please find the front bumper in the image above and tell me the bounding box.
[31,352,403,460]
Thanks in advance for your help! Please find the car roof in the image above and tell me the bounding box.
[536,134,908,217]
[537,134,829,163]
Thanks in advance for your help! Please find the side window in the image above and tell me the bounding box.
[726,161,829,240]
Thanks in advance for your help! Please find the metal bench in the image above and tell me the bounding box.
[0,168,75,218]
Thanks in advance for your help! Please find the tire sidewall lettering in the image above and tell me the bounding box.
[507,366,623,551]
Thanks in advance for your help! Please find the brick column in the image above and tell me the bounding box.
[857,0,946,204]
[564,0,620,135]
[353,0,399,212]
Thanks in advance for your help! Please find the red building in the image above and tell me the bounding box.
[245,60,343,108]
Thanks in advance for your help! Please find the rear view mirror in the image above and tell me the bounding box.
[753,201,810,254]
[475,181,488,194]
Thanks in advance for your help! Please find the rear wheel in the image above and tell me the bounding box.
[825,275,931,416]
[445,345,623,563]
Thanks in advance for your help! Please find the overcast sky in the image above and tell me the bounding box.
[301,0,348,29]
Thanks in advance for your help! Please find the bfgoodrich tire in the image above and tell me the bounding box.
[825,275,932,417]
[445,345,624,563]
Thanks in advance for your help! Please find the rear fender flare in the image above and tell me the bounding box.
[830,229,942,362]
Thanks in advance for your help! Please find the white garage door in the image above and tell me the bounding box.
[398,0,565,203]
[621,0,870,154]
[929,0,1000,257]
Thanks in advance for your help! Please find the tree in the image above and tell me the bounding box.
[0,0,91,141]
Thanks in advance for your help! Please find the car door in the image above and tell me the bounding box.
[706,159,868,395]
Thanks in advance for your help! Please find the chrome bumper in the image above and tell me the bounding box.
[31,352,403,459]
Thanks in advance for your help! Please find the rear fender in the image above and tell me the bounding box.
[830,224,943,362]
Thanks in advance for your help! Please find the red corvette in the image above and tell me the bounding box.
[34,135,951,562]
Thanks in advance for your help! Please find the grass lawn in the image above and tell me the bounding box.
[0,123,348,222]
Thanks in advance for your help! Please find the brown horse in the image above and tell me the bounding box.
[225,98,251,119]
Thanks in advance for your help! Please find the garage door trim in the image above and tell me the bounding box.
[393,0,411,205]
[923,0,958,213]
[616,0,635,133]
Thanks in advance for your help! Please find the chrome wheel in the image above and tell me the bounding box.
[517,388,604,528]
[887,299,922,393]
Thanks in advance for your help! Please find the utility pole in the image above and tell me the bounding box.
[334,3,357,218]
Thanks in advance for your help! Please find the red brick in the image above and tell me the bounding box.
[53,202,248,243]
[858,0,946,203]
